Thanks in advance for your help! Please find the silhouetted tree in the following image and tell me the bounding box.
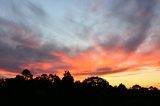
[53,74,61,84]
[63,70,72,77]
[132,84,142,90]
[22,69,33,80]
[149,86,158,91]
[75,80,81,85]
[1,69,160,106]
[117,83,127,96]
[41,74,48,80]
[34,76,41,81]
[48,74,60,83]
[49,74,54,82]
[62,70,74,86]
[0,78,4,87]
[117,83,127,90]
[74,80,82,88]
[82,76,109,88]
[15,75,25,80]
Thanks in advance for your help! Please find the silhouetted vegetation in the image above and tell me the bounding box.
[0,69,160,106]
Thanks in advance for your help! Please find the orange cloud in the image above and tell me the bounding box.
[52,46,160,80]
[0,69,18,78]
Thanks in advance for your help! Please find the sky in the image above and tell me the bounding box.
[0,0,160,88]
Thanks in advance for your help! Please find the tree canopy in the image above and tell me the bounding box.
[0,69,160,106]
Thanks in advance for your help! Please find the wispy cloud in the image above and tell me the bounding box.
[0,0,160,79]
[73,67,128,76]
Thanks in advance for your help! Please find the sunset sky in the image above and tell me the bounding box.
[0,0,160,88]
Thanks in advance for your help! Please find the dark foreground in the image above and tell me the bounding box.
[0,70,160,106]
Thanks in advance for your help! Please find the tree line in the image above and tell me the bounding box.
[0,69,160,106]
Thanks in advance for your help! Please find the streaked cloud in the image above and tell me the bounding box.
[0,0,160,85]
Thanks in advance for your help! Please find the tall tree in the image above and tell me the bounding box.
[62,70,74,86]
[22,69,33,80]
[82,76,109,88]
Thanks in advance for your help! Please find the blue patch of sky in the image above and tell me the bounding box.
[35,0,127,47]
[2,0,160,49]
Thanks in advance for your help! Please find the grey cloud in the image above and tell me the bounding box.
[0,0,48,31]
[89,0,159,53]
[96,67,112,72]
[0,0,78,74]
[96,34,124,51]
[0,0,159,76]
[0,0,71,75]
[0,18,64,73]
[109,0,157,52]
[74,67,128,76]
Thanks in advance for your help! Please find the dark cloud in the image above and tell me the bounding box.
[74,67,128,76]
[93,0,158,53]
[0,17,63,73]
[0,0,48,31]
[0,0,159,78]
[96,67,112,72]
[0,0,73,75]
[121,0,157,52]
[96,34,123,51]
